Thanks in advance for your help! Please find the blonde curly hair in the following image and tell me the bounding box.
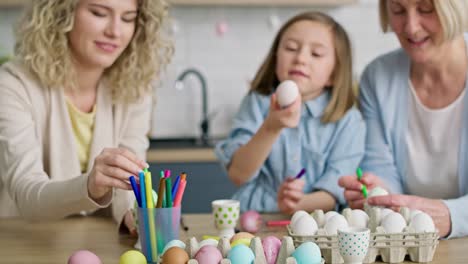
[14,0,173,103]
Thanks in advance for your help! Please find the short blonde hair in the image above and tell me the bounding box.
[15,0,173,103]
[379,0,468,41]
[250,11,355,123]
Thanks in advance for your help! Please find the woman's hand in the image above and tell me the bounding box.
[87,148,147,201]
[368,194,451,237]
[277,177,306,215]
[264,93,302,132]
[338,172,388,209]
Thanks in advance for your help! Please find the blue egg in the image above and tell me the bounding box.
[292,242,322,264]
[227,244,255,264]
[162,239,186,254]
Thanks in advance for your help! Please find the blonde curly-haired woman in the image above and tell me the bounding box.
[0,0,172,235]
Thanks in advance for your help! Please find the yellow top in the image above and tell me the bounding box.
[66,100,96,172]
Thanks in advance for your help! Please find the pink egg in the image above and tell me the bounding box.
[194,245,223,264]
[68,250,102,264]
[240,210,263,233]
[262,236,281,264]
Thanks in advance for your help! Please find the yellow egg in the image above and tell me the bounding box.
[231,238,251,247]
[119,250,146,264]
[161,247,189,264]
[230,232,254,243]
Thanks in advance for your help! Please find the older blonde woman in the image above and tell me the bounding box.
[339,0,468,238]
[0,0,172,235]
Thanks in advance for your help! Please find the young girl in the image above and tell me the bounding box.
[215,11,365,214]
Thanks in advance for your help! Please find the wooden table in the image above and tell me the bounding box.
[0,214,466,263]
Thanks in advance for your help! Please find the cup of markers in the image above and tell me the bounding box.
[130,169,187,263]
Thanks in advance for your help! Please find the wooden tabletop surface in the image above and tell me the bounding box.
[0,214,466,263]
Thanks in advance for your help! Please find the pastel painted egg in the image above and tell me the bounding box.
[262,236,281,264]
[409,212,435,232]
[199,238,219,248]
[227,244,255,264]
[292,242,322,264]
[119,250,146,264]
[230,232,255,243]
[276,80,299,107]
[68,250,102,264]
[161,247,190,264]
[162,239,186,254]
[231,238,252,247]
[381,212,406,233]
[240,210,263,233]
[194,245,223,264]
[324,214,348,235]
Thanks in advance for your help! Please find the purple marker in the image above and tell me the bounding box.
[295,168,306,179]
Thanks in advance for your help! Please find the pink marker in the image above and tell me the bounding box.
[266,220,291,227]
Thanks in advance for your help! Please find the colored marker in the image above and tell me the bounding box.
[172,175,181,200]
[129,176,141,207]
[145,172,154,208]
[156,177,165,208]
[165,176,173,208]
[267,220,291,227]
[173,178,186,207]
[295,168,306,179]
[356,167,368,198]
[139,171,147,208]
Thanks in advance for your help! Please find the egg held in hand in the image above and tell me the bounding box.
[276,80,299,108]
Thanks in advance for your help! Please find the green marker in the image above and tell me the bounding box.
[361,184,368,198]
[356,167,367,198]
[356,167,363,180]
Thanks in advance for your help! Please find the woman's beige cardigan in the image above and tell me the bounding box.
[0,61,150,227]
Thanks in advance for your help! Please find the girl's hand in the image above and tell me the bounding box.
[338,172,387,209]
[264,93,302,132]
[87,148,147,201]
[124,209,138,237]
[277,177,306,214]
[368,195,451,237]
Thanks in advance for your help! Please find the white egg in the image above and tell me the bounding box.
[409,212,435,232]
[368,187,389,197]
[381,212,406,233]
[324,214,348,235]
[292,215,318,236]
[276,80,299,108]
[348,209,369,228]
[379,208,394,225]
[410,209,423,219]
[291,210,309,227]
[324,211,339,222]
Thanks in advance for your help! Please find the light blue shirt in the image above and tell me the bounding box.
[215,90,365,212]
[360,34,468,238]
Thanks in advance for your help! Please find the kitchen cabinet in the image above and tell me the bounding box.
[148,161,238,213]
[0,0,356,7]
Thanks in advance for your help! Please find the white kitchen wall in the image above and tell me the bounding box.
[0,1,400,139]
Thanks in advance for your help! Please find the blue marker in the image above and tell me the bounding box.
[171,175,181,200]
[139,171,147,208]
[129,176,141,207]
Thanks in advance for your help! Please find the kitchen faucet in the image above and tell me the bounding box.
[174,68,210,145]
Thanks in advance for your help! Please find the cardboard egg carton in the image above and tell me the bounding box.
[183,236,324,264]
[288,207,439,264]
